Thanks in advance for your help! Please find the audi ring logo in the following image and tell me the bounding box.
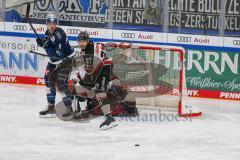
[121,32,135,39]
[67,29,81,34]
[13,25,27,31]
[177,36,192,42]
[233,40,240,46]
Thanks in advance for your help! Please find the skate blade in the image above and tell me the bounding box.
[100,122,118,130]
[39,114,56,118]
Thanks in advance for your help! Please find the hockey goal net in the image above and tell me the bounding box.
[105,44,202,117]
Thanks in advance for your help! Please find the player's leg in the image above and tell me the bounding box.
[122,90,139,117]
[96,92,118,129]
[122,101,139,116]
[108,79,139,116]
[73,84,95,118]
[39,63,57,116]
[55,58,74,117]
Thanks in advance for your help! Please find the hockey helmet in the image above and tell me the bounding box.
[77,31,89,41]
[46,14,57,24]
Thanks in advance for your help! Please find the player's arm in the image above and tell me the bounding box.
[35,31,49,48]
[35,29,54,48]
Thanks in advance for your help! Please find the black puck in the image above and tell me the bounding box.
[135,144,140,147]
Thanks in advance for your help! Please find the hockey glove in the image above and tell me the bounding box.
[36,38,47,47]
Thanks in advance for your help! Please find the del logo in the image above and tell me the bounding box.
[0,75,16,83]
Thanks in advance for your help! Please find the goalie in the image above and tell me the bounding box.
[67,31,139,129]
[66,31,120,129]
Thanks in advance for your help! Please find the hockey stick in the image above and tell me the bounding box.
[25,3,38,37]
[4,0,39,10]
[28,50,64,64]
[25,2,51,49]
[26,3,41,40]
[29,50,50,57]
[5,1,38,36]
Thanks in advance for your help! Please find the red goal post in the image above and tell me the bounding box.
[105,43,202,117]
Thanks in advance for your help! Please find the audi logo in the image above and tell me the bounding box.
[13,25,27,31]
[67,29,81,34]
[121,32,135,39]
[177,36,192,42]
[233,40,240,46]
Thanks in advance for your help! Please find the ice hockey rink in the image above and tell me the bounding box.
[1,83,240,160]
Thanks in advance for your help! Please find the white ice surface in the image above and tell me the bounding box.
[0,83,240,160]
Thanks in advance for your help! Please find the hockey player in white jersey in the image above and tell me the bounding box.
[68,31,119,129]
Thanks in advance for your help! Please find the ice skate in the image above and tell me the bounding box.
[39,103,56,118]
[100,114,118,130]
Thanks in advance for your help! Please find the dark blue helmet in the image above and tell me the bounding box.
[46,14,57,24]
[77,31,89,41]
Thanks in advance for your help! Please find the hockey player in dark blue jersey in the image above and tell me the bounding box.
[37,14,75,117]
